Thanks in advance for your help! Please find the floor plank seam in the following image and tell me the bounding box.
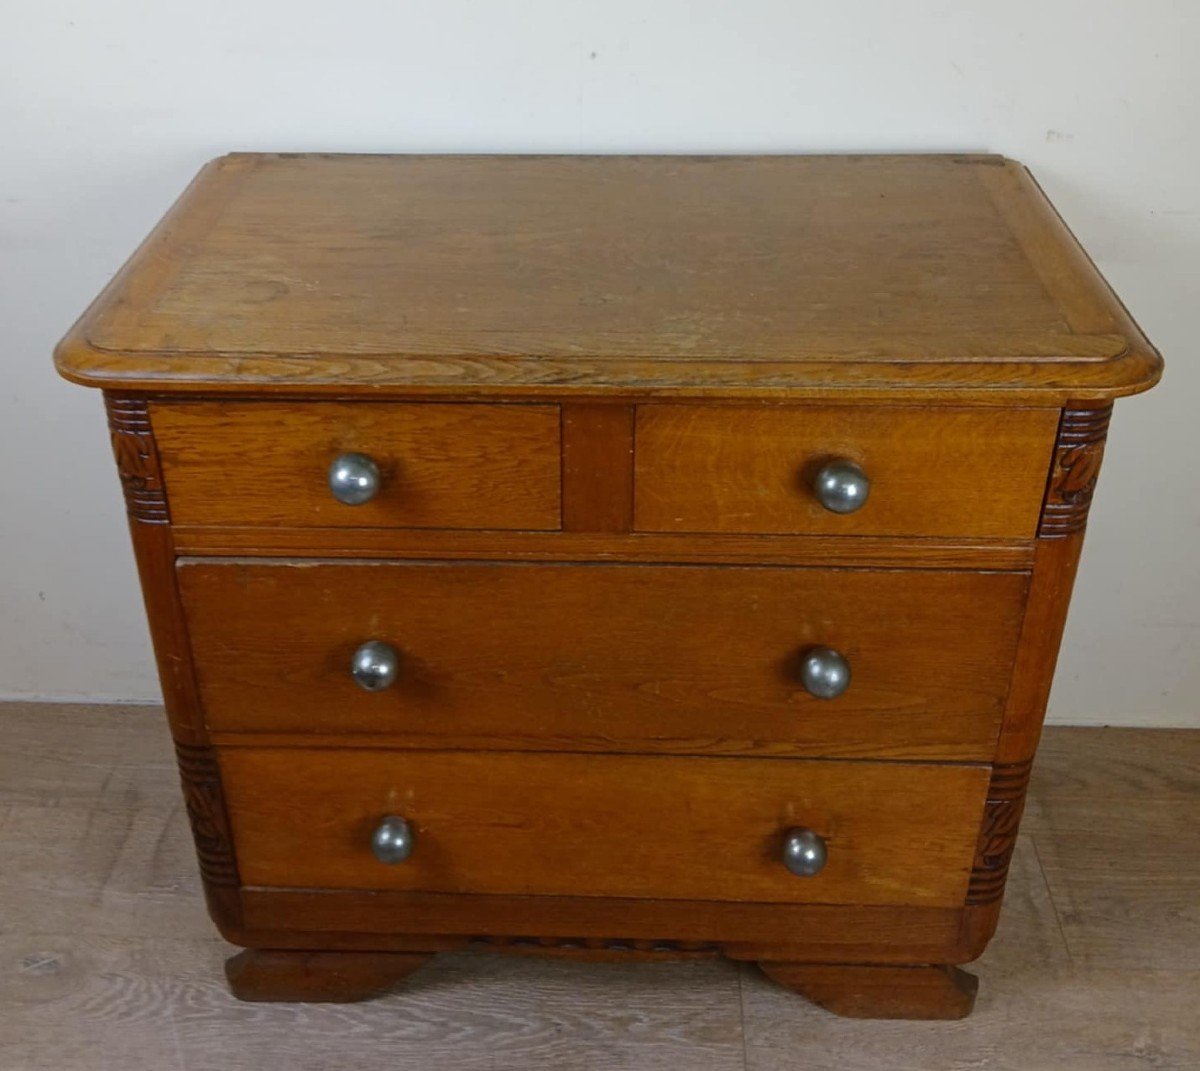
[735,960,752,1071]
[1029,832,1076,969]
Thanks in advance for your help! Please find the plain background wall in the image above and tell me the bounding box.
[1,1,1197,726]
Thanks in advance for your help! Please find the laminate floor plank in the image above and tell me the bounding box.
[0,932,195,1071]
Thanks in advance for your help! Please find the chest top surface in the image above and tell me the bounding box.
[56,153,1159,402]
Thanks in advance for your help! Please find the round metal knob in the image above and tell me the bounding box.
[799,646,851,699]
[329,452,380,505]
[371,815,415,864]
[782,827,827,876]
[350,640,400,692]
[813,458,870,514]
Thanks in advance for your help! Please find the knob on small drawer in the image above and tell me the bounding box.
[799,646,851,699]
[782,828,827,877]
[371,815,415,864]
[329,452,381,505]
[350,640,400,692]
[813,458,870,514]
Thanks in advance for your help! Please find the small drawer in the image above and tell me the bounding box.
[179,560,1027,761]
[634,405,1059,538]
[151,401,562,530]
[219,749,989,907]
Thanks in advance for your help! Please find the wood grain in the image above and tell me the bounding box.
[151,400,562,531]
[55,154,1161,403]
[224,949,431,1003]
[236,889,971,964]
[169,526,1037,570]
[218,749,988,907]
[757,962,978,1020]
[179,561,1027,760]
[561,403,634,533]
[634,404,1059,538]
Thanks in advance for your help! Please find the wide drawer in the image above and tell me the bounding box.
[179,561,1028,760]
[634,405,1059,538]
[220,749,989,906]
[151,401,562,530]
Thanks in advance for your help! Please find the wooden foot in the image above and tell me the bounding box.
[758,962,979,1020]
[225,949,432,1003]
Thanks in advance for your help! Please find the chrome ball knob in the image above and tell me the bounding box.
[329,452,380,505]
[782,828,827,877]
[371,815,415,864]
[813,458,870,514]
[350,640,400,692]
[800,646,851,699]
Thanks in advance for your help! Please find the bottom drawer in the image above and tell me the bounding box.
[221,750,988,908]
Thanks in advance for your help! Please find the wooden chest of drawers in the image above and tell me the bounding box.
[56,154,1160,1019]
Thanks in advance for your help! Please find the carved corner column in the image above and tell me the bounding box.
[963,403,1112,954]
[105,393,243,935]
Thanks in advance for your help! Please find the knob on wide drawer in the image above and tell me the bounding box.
[350,640,400,692]
[812,458,870,514]
[329,452,381,505]
[799,646,851,699]
[782,828,828,876]
[371,815,415,864]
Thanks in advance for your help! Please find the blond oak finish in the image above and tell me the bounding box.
[634,404,1059,538]
[151,400,562,530]
[55,154,1161,403]
[219,748,989,906]
[178,560,1027,760]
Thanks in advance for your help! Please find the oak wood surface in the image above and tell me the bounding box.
[757,962,978,1019]
[169,526,1037,570]
[219,748,988,906]
[224,949,430,1003]
[634,404,1058,538]
[151,400,562,530]
[561,402,634,533]
[55,154,1161,402]
[235,890,970,963]
[178,560,1026,759]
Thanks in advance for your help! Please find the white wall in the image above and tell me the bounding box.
[2,1,1197,725]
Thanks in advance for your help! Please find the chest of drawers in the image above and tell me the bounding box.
[56,153,1160,1019]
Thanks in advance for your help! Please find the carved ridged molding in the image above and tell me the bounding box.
[1038,405,1112,538]
[174,742,239,888]
[967,760,1034,905]
[469,935,720,955]
[104,395,169,524]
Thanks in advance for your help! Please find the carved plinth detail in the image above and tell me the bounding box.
[1039,405,1113,537]
[968,759,1034,905]
[105,395,169,524]
[468,935,721,956]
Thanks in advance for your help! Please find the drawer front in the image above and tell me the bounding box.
[220,749,989,907]
[634,405,1059,538]
[179,561,1027,760]
[151,401,562,530]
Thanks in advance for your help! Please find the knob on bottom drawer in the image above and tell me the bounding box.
[782,828,827,876]
[371,816,415,864]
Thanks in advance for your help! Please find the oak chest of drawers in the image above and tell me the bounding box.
[56,153,1160,1019]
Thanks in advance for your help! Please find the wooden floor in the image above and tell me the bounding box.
[2,703,1198,1070]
